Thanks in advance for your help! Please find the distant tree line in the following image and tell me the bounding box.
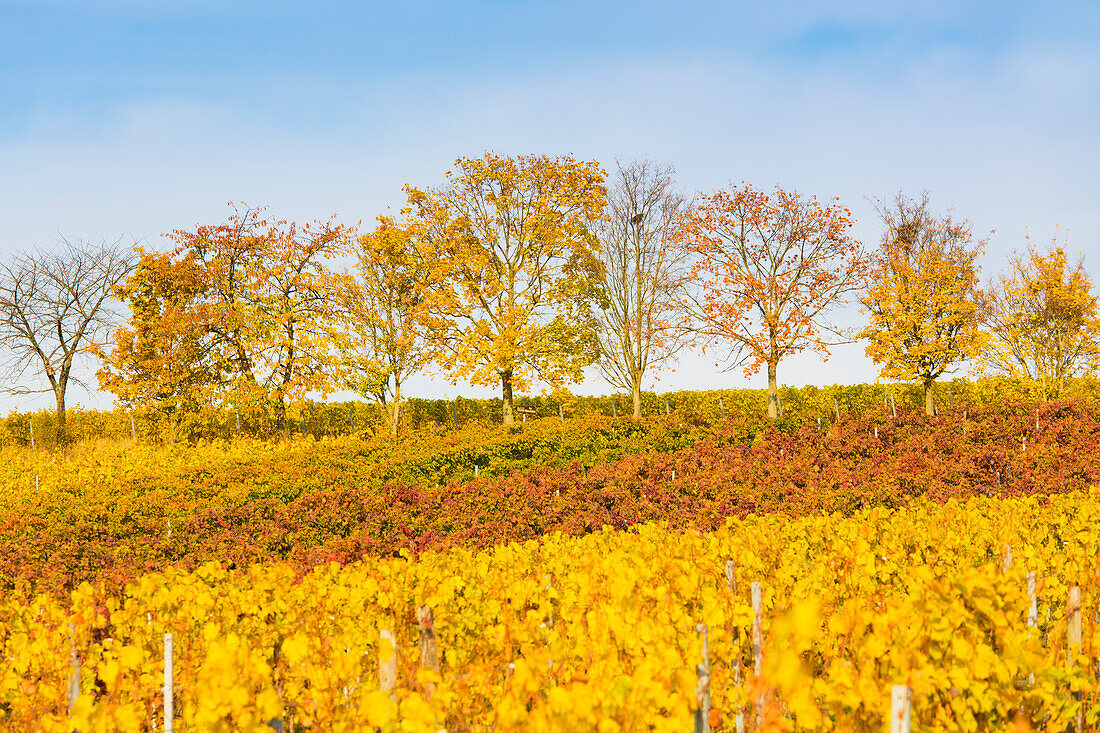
[1,153,1097,440]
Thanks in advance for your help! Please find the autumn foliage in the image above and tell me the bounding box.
[339,216,431,436]
[979,237,1100,400]
[4,399,1100,598]
[675,184,866,418]
[98,204,352,431]
[2,482,1098,729]
[408,153,608,425]
[859,192,986,415]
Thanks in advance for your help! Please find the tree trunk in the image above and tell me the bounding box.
[766,359,779,420]
[390,380,401,437]
[923,379,935,417]
[501,369,515,425]
[276,398,289,441]
[53,383,67,447]
[631,378,642,420]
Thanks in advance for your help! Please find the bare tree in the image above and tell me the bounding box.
[0,237,136,440]
[596,159,690,419]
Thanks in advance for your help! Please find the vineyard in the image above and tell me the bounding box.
[2,392,1100,730]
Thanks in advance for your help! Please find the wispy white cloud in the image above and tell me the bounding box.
[2,3,1097,411]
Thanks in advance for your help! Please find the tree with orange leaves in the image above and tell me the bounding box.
[99,204,352,434]
[674,184,865,419]
[96,249,213,432]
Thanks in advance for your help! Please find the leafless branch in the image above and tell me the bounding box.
[0,236,137,427]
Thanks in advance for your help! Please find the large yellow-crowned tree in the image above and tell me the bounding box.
[407,153,607,425]
[858,192,986,416]
[978,237,1100,400]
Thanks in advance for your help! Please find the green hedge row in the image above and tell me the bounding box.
[3,375,1097,449]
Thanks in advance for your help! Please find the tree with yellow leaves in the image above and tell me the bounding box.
[339,216,430,436]
[978,236,1100,400]
[407,153,607,425]
[858,192,986,416]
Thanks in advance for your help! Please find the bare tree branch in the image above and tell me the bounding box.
[0,237,137,437]
[595,159,690,419]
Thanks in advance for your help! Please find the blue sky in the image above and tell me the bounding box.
[1,1,1098,410]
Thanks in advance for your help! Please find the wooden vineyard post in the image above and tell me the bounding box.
[1068,586,1082,650]
[612,401,618,419]
[1025,572,1038,687]
[559,403,564,422]
[694,624,712,733]
[1067,586,1083,732]
[67,624,80,715]
[889,685,911,733]
[725,561,745,733]
[719,397,726,421]
[751,581,764,728]
[379,628,397,697]
[664,397,670,415]
[164,633,174,733]
[1026,573,1038,628]
[874,425,878,440]
[417,605,440,698]
[450,403,459,431]
[833,397,840,423]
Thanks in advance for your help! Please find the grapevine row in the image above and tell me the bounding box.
[2,491,1097,730]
